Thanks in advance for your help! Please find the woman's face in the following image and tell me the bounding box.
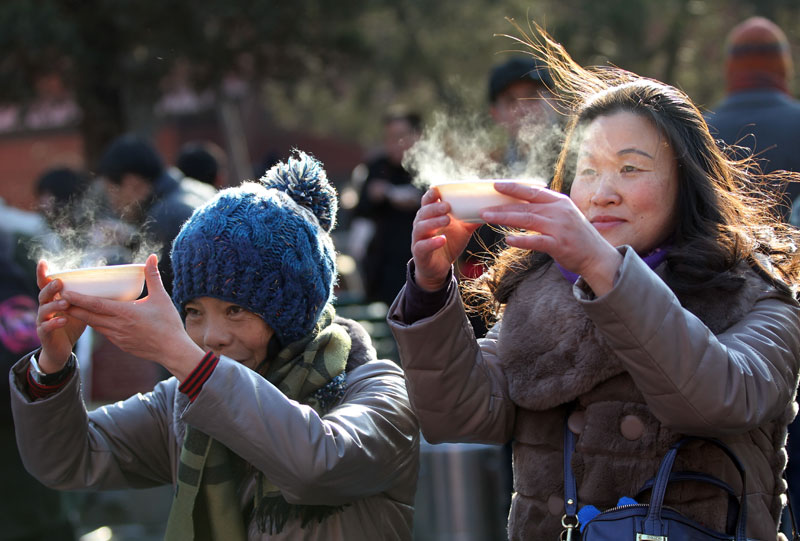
[570,111,679,254]
[184,297,274,371]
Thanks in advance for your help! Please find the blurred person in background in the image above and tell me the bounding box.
[96,133,216,295]
[350,105,424,306]
[0,225,76,541]
[705,16,800,223]
[460,57,563,337]
[488,56,561,178]
[175,140,228,190]
[706,18,800,530]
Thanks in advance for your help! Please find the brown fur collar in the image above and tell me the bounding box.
[498,259,767,411]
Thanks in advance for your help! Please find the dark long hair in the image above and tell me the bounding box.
[468,22,800,318]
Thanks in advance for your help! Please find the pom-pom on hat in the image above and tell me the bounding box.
[724,16,793,95]
[170,150,338,344]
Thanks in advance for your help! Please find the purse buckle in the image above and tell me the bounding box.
[560,514,580,541]
[636,535,668,541]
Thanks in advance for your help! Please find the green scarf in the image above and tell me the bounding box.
[165,305,351,540]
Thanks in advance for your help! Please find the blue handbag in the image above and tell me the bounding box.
[560,423,755,540]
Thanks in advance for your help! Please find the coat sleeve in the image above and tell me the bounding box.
[387,283,516,445]
[9,351,176,490]
[179,358,420,506]
[578,247,800,435]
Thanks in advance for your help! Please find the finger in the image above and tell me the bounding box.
[36,260,51,290]
[64,305,118,329]
[412,236,448,259]
[39,316,68,334]
[420,187,443,205]
[481,210,555,232]
[37,299,69,324]
[141,254,167,300]
[61,291,122,317]
[416,200,450,222]
[38,277,62,304]
[412,215,451,243]
[504,232,556,253]
[493,182,561,202]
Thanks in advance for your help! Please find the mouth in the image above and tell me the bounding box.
[590,216,626,230]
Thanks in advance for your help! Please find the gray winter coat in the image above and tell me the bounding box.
[389,247,800,540]
[10,318,419,540]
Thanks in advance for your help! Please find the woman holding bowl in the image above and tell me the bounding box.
[388,25,800,540]
[11,151,419,540]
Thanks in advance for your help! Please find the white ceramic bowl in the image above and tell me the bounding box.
[47,264,146,301]
[433,179,547,223]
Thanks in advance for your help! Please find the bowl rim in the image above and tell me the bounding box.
[46,263,146,279]
[431,178,546,187]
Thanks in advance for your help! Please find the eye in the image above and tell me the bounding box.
[227,305,246,316]
[578,168,596,177]
[184,306,201,318]
[621,164,639,173]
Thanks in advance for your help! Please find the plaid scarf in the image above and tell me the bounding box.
[164,305,351,540]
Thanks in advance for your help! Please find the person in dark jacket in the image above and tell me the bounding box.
[705,19,800,530]
[704,16,800,222]
[97,133,216,294]
[11,151,419,540]
[351,106,424,306]
[0,228,76,541]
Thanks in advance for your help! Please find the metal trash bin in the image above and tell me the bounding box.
[413,438,510,541]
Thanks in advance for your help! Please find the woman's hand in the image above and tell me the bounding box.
[35,261,88,373]
[481,182,623,295]
[62,254,205,381]
[412,187,480,291]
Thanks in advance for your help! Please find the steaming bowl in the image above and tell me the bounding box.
[47,264,146,301]
[433,179,547,223]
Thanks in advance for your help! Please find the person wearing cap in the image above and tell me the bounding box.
[458,58,563,327]
[9,151,420,540]
[488,56,561,178]
[705,16,800,222]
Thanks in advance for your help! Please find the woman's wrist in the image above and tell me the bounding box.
[413,268,449,293]
[579,247,624,297]
[161,338,207,382]
[37,349,71,374]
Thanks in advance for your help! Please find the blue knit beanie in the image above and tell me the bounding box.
[170,150,338,344]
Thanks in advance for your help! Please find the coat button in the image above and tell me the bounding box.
[567,411,586,434]
[548,494,564,515]
[620,415,645,440]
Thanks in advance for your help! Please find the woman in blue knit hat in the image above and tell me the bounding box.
[10,151,420,540]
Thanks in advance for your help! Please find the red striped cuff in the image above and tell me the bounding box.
[26,366,70,400]
[179,351,219,402]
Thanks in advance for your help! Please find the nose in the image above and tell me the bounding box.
[589,174,621,206]
[202,318,233,354]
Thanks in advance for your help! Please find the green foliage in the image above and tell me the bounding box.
[0,0,798,153]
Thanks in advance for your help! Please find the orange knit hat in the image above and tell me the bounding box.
[724,16,793,94]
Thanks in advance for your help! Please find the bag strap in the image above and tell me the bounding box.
[635,471,740,533]
[563,422,750,540]
[562,420,580,536]
[644,436,747,541]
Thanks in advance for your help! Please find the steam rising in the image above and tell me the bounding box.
[27,183,162,274]
[403,109,563,189]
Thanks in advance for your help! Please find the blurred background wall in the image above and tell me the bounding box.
[0,0,797,213]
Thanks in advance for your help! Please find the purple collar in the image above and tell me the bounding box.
[556,246,670,284]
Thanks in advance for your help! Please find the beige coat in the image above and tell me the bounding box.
[10,318,419,540]
[389,247,800,540]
